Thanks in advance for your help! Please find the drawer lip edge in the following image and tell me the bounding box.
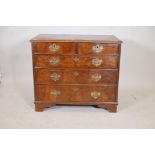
[33,53,120,56]
[35,101,118,104]
[33,67,119,71]
[34,84,118,86]
[34,67,119,70]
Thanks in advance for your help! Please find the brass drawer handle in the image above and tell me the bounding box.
[92,58,103,67]
[91,91,101,99]
[50,73,61,81]
[49,43,60,53]
[91,73,102,82]
[49,57,60,65]
[92,44,104,53]
[50,90,61,96]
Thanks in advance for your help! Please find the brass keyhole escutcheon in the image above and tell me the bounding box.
[73,71,79,76]
[92,44,104,53]
[73,56,79,63]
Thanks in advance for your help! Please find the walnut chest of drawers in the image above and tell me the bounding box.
[31,34,122,112]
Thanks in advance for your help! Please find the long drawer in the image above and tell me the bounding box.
[34,68,118,84]
[34,54,119,69]
[35,85,117,102]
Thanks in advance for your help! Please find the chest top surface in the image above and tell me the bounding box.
[31,34,122,43]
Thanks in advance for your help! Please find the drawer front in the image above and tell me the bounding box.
[35,85,117,102]
[32,42,74,54]
[34,55,118,69]
[34,69,118,84]
[78,43,119,55]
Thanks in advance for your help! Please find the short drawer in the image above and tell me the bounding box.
[35,85,117,102]
[34,55,119,69]
[78,43,119,55]
[34,68,118,84]
[32,42,74,54]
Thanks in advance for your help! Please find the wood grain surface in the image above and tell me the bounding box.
[31,34,122,112]
[34,55,119,69]
[34,68,118,84]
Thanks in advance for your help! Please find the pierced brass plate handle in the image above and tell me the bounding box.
[50,90,61,96]
[91,73,102,82]
[92,58,103,67]
[92,44,104,53]
[50,73,61,81]
[49,43,60,53]
[49,57,60,65]
[91,91,101,99]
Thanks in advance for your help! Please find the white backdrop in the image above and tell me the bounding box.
[0,26,155,89]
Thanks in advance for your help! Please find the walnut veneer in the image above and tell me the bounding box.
[31,34,122,112]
